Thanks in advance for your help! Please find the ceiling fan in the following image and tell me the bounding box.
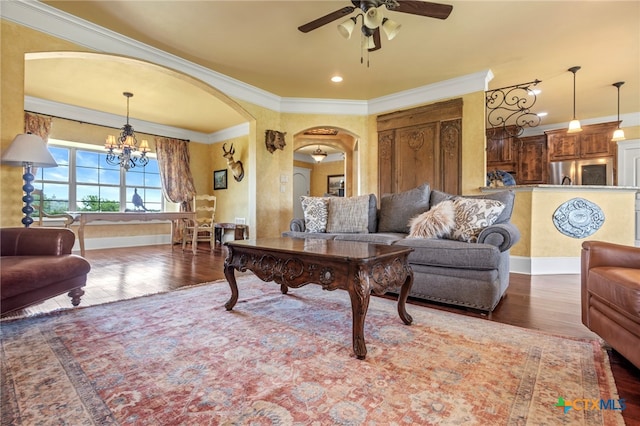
[298,0,453,52]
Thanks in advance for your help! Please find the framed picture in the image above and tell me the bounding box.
[214,169,228,190]
[327,174,345,197]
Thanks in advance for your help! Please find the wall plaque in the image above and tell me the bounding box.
[552,198,605,238]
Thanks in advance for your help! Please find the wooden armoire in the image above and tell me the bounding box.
[377,98,462,195]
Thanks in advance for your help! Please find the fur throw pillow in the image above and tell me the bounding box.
[407,200,455,239]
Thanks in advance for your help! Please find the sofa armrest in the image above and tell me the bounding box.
[289,219,306,232]
[477,223,520,252]
[0,227,75,256]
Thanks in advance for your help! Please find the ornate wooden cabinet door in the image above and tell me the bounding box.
[377,99,462,195]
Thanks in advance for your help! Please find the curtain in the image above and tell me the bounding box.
[155,137,197,243]
[23,112,53,176]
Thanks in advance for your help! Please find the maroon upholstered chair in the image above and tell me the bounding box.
[581,240,640,369]
[1,227,91,315]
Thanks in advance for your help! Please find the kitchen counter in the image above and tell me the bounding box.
[480,185,638,275]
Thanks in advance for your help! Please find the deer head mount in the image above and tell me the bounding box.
[222,143,245,182]
[265,130,286,153]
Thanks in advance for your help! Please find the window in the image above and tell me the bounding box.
[34,140,163,213]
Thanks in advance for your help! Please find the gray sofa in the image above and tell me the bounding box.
[283,184,520,313]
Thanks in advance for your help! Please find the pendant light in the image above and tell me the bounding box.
[567,66,583,133]
[311,146,327,162]
[611,81,626,142]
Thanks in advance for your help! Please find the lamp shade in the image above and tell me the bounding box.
[567,119,583,134]
[364,7,383,29]
[338,17,357,39]
[1,133,57,167]
[612,128,626,142]
[381,18,401,40]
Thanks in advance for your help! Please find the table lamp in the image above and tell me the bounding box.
[1,133,58,227]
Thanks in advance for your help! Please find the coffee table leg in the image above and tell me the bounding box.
[224,263,238,310]
[349,273,371,360]
[397,271,414,325]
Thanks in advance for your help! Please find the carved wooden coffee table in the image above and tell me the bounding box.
[223,237,414,359]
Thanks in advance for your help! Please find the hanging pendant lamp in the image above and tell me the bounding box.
[567,66,583,133]
[612,82,626,142]
[311,146,327,162]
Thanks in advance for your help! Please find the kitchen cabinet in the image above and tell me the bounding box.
[486,126,517,172]
[516,135,547,184]
[546,121,619,161]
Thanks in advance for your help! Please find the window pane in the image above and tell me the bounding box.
[144,160,159,174]
[77,185,120,211]
[145,173,162,187]
[76,150,100,168]
[39,183,70,213]
[126,172,145,187]
[77,167,99,183]
[100,168,120,185]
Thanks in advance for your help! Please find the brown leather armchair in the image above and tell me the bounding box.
[1,227,91,315]
[581,241,640,369]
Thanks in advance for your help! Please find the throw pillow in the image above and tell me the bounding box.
[448,198,505,243]
[378,183,431,233]
[300,196,329,233]
[407,200,455,239]
[326,195,370,233]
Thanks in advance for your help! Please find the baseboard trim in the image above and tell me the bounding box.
[510,256,580,275]
[73,235,171,252]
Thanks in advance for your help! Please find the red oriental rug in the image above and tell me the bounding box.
[1,276,623,425]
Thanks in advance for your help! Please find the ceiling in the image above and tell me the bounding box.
[24,1,640,137]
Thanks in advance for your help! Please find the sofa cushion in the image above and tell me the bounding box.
[448,198,505,243]
[326,195,370,233]
[588,267,640,319]
[378,183,431,233]
[301,196,329,233]
[394,238,501,270]
[408,200,455,239]
[0,256,91,299]
[430,189,514,224]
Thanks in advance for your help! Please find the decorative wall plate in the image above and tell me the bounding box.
[552,198,605,238]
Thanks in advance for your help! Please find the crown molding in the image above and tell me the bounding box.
[368,69,495,115]
[4,0,492,118]
[25,96,212,142]
[208,123,250,144]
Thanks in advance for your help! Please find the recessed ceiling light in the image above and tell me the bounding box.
[331,75,343,83]
[537,112,548,117]
[528,89,541,95]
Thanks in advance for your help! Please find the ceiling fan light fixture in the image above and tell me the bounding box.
[381,18,401,40]
[363,7,383,29]
[364,35,376,50]
[337,17,357,39]
[567,66,583,134]
[311,146,327,163]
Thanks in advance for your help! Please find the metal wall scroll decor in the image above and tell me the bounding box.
[552,198,605,238]
[486,79,542,139]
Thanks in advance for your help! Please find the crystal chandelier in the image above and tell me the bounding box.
[105,92,150,171]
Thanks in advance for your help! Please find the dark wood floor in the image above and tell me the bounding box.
[11,243,640,424]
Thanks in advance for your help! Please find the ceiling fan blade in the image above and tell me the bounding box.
[298,6,356,33]
[392,1,453,20]
[368,28,382,52]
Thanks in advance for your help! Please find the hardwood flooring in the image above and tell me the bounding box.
[7,243,639,424]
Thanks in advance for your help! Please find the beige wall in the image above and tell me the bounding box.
[510,188,636,259]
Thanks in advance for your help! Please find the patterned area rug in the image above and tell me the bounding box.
[1,276,623,425]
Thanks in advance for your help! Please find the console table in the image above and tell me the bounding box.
[72,211,197,256]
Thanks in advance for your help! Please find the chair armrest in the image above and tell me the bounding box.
[290,219,306,232]
[477,222,521,252]
[581,241,640,270]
